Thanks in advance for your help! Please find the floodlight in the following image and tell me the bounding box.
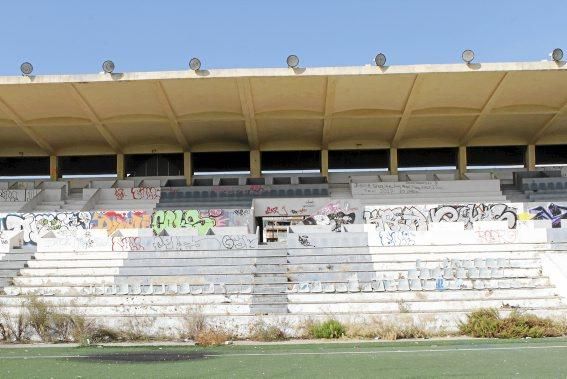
[374,53,387,67]
[189,58,201,71]
[20,62,33,76]
[552,48,564,62]
[462,49,475,64]
[102,60,115,74]
[287,54,299,68]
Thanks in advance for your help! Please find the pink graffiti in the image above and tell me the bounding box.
[474,229,517,244]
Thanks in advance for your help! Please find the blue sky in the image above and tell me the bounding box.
[0,0,564,75]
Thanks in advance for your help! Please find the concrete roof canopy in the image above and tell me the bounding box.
[0,60,566,157]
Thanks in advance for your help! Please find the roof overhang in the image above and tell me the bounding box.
[0,61,566,156]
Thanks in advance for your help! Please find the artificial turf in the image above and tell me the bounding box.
[1,338,567,378]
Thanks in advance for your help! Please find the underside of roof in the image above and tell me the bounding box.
[0,61,565,156]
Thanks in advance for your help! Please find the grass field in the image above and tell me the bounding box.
[1,338,567,378]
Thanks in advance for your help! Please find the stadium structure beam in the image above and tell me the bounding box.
[321,149,329,177]
[236,78,260,150]
[116,153,125,180]
[526,144,536,171]
[183,151,192,186]
[68,84,122,153]
[389,147,398,175]
[391,74,422,147]
[458,146,467,179]
[460,72,509,144]
[49,155,59,181]
[250,150,261,178]
[154,81,190,150]
[531,100,567,144]
[0,96,54,154]
[321,77,337,148]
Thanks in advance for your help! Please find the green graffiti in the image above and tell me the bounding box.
[151,210,216,236]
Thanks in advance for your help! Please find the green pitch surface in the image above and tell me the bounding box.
[1,338,567,378]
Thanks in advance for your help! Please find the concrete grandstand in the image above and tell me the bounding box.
[1,60,567,337]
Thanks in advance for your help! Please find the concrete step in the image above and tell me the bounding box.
[250,303,288,315]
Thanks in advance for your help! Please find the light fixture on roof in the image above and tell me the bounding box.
[551,48,564,62]
[189,57,201,71]
[462,49,475,64]
[374,53,387,67]
[286,54,299,68]
[20,62,33,76]
[102,60,115,74]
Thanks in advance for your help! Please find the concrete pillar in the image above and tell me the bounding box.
[116,153,125,180]
[250,150,261,178]
[389,147,398,175]
[458,146,467,179]
[49,155,59,181]
[183,151,192,186]
[526,145,536,171]
[321,149,329,178]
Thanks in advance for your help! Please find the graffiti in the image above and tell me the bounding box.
[233,209,250,216]
[90,211,151,235]
[112,237,144,251]
[114,188,125,200]
[364,206,427,232]
[474,229,518,244]
[0,208,251,246]
[110,235,258,252]
[298,235,314,247]
[364,203,518,231]
[130,187,160,200]
[429,204,517,229]
[221,235,257,250]
[114,187,161,200]
[303,212,356,232]
[0,189,38,202]
[266,206,279,215]
[352,181,442,196]
[378,230,415,246]
[151,210,218,236]
[302,201,359,232]
[529,203,567,228]
[3,212,91,245]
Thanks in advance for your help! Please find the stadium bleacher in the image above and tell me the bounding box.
[0,169,566,336]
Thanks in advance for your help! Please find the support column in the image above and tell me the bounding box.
[526,144,536,171]
[389,147,398,175]
[321,149,329,178]
[116,153,125,180]
[458,146,467,179]
[183,151,192,186]
[49,155,59,181]
[250,150,261,178]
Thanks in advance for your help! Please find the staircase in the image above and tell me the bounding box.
[250,248,289,314]
[0,247,35,293]
[501,183,530,202]
[32,189,87,212]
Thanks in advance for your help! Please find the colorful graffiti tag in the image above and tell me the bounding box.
[302,200,358,232]
[0,208,251,245]
[528,203,567,228]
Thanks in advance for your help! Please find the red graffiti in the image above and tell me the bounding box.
[266,206,279,215]
[114,188,125,200]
